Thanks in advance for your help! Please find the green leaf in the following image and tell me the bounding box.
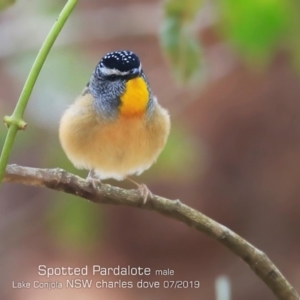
[217,0,290,62]
[165,0,202,22]
[0,0,15,11]
[179,31,203,81]
[160,17,181,62]
[160,0,204,82]
[160,17,203,82]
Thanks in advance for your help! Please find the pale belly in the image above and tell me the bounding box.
[59,95,170,180]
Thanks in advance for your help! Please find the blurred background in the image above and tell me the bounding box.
[1,0,300,299]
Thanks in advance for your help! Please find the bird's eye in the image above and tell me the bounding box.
[108,74,119,81]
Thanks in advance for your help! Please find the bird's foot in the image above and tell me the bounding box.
[127,177,153,204]
[137,183,153,205]
[86,170,101,190]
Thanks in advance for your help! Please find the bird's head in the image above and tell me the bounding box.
[89,51,152,119]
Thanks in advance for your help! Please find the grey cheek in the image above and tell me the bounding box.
[93,96,119,122]
[93,81,126,121]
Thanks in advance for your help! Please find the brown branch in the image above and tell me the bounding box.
[3,164,300,300]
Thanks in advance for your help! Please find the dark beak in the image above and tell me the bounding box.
[128,68,141,79]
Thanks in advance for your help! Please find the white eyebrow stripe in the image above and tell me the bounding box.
[100,67,130,76]
[99,63,142,76]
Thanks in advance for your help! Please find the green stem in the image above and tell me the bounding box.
[0,0,78,187]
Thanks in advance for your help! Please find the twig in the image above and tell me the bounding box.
[0,0,78,187]
[3,164,300,300]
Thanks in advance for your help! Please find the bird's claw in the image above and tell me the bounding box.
[86,170,101,190]
[137,183,153,204]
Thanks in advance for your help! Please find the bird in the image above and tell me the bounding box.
[59,50,170,203]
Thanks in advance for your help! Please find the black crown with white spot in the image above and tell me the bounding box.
[101,50,140,72]
[95,50,142,79]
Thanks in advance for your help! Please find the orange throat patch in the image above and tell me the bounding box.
[120,77,149,118]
